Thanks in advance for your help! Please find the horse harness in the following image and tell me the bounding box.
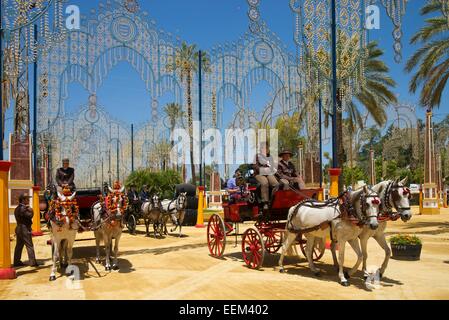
[287,190,380,234]
[380,182,411,222]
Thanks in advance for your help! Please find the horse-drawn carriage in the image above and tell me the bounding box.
[206,173,324,269]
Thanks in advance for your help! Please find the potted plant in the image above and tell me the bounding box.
[389,234,422,261]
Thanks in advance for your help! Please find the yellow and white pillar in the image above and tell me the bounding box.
[328,168,342,198]
[195,186,205,228]
[0,161,16,280]
[32,186,43,236]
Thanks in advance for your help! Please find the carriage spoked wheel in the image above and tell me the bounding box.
[126,214,137,234]
[207,214,226,258]
[261,228,282,254]
[242,228,265,269]
[298,233,325,261]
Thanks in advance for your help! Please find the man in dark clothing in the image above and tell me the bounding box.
[277,150,306,190]
[13,194,39,267]
[56,158,75,193]
[139,185,151,202]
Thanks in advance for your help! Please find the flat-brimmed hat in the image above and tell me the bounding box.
[62,158,70,163]
[18,193,32,202]
[279,150,293,157]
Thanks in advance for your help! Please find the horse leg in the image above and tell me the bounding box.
[330,240,339,271]
[94,231,101,264]
[359,231,370,277]
[112,231,121,270]
[67,236,75,268]
[278,231,297,273]
[59,239,68,269]
[306,236,321,276]
[145,218,150,237]
[337,239,349,286]
[347,238,363,277]
[49,239,58,281]
[373,232,391,278]
[104,235,111,271]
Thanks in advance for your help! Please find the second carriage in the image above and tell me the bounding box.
[207,176,325,269]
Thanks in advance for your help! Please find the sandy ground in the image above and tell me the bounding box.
[1,210,449,300]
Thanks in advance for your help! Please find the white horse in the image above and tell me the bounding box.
[161,192,187,237]
[141,194,163,238]
[92,186,126,271]
[279,186,380,286]
[49,191,79,281]
[359,178,412,279]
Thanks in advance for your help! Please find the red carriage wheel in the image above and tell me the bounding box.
[298,233,325,261]
[207,214,226,258]
[261,228,282,254]
[242,228,265,269]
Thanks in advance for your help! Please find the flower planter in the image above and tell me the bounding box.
[391,244,422,261]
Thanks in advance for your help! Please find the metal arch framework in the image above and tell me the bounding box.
[37,0,309,181]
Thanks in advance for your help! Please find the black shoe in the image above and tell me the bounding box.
[13,261,26,267]
[30,261,43,267]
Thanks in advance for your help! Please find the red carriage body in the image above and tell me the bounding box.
[207,185,325,269]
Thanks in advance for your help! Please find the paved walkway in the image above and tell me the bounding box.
[1,211,449,300]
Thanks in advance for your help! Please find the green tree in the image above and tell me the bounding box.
[166,42,211,183]
[406,1,449,109]
[126,169,182,199]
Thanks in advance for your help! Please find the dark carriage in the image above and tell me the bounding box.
[75,188,103,230]
[206,172,325,269]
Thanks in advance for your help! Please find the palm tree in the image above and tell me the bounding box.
[166,42,211,183]
[406,1,448,109]
[164,102,184,173]
[164,103,184,147]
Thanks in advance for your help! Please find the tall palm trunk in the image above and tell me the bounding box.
[186,70,196,183]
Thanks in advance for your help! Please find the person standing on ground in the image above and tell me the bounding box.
[13,193,41,267]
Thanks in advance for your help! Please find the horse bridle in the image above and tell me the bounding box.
[383,182,411,215]
[360,191,381,223]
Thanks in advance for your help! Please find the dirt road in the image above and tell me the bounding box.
[1,211,449,300]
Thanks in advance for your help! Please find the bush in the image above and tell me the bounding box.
[389,234,422,246]
[126,169,182,199]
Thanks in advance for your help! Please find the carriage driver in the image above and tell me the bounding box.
[140,185,151,202]
[277,150,306,190]
[56,158,76,193]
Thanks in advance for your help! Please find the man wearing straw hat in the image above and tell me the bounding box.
[277,150,306,190]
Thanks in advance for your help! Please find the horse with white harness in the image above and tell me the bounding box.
[161,192,187,237]
[92,182,128,271]
[279,185,381,286]
[359,178,412,279]
[141,193,163,238]
[48,187,79,281]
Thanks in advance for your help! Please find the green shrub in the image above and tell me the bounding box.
[389,234,422,246]
[126,169,182,199]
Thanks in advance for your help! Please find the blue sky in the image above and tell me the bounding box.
[3,0,449,162]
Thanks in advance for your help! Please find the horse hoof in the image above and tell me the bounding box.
[61,263,68,269]
[279,268,285,273]
[112,265,119,271]
[314,271,321,277]
[95,259,101,264]
[344,271,350,279]
[380,273,383,279]
[49,275,56,281]
[105,266,111,271]
[340,281,350,287]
